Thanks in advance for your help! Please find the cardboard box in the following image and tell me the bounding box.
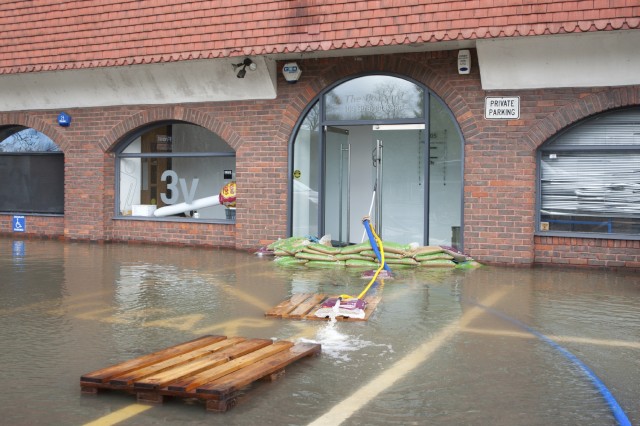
[132,204,157,216]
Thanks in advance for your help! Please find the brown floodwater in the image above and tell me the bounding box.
[1,236,638,426]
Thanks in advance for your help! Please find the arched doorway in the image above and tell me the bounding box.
[289,74,464,248]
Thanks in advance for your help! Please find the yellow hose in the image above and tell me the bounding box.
[340,220,386,301]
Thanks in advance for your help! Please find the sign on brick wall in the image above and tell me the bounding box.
[13,215,25,232]
[485,96,520,120]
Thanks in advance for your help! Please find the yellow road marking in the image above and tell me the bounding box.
[308,289,508,426]
[0,290,112,316]
[143,313,206,331]
[46,301,107,316]
[462,327,640,349]
[192,317,272,336]
[286,321,322,341]
[221,286,272,312]
[83,403,153,426]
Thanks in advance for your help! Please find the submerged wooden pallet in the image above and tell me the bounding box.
[80,335,321,412]
[265,293,381,321]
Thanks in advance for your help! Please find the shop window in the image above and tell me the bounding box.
[291,102,320,237]
[116,123,236,221]
[0,128,63,214]
[538,107,640,237]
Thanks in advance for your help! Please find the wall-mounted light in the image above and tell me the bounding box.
[232,58,257,78]
[282,62,302,83]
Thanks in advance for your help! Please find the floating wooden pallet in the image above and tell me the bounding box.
[265,293,381,321]
[80,335,321,412]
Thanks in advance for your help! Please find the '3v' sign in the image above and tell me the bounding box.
[159,170,199,205]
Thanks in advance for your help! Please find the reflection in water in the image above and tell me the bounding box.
[0,237,638,426]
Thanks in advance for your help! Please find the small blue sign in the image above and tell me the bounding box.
[13,215,25,232]
[57,111,71,127]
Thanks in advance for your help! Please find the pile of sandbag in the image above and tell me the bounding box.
[268,236,479,269]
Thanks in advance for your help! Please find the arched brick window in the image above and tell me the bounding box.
[0,127,63,214]
[538,107,640,238]
[115,122,236,221]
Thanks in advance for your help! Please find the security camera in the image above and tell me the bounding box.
[233,58,256,78]
[282,62,302,84]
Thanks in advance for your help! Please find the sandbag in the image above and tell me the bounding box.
[304,242,342,255]
[295,252,337,262]
[408,246,444,256]
[302,247,335,256]
[340,242,372,254]
[385,258,419,266]
[455,260,482,269]
[305,260,346,268]
[419,259,456,267]
[358,250,378,258]
[414,252,454,261]
[379,241,411,255]
[269,237,311,255]
[345,259,379,268]
[268,236,307,250]
[336,253,373,261]
[360,250,404,259]
[441,247,471,262]
[382,262,415,269]
[274,256,308,266]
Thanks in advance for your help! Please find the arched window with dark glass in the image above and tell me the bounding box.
[0,127,63,214]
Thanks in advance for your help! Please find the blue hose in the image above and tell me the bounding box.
[469,300,632,426]
[362,218,392,273]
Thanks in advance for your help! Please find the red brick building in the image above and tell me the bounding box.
[1,1,639,268]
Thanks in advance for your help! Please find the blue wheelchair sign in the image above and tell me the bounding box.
[13,215,25,232]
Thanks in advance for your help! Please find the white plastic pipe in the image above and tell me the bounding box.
[153,196,220,217]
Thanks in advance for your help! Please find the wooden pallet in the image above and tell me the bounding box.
[80,335,321,412]
[265,293,381,321]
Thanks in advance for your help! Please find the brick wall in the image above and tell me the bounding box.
[110,219,235,248]
[1,50,639,267]
[535,236,640,269]
[0,214,64,238]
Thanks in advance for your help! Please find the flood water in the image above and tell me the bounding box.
[1,236,638,426]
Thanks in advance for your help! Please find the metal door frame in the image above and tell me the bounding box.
[288,72,466,249]
[322,125,351,245]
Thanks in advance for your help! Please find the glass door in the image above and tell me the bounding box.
[372,125,426,245]
[323,126,350,245]
[323,124,426,246]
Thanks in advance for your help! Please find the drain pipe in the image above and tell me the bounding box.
[468,300,632,426]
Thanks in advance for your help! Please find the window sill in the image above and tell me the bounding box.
[113,216,235,225]
[534,230,640,241]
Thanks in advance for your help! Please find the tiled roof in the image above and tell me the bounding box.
[1,0,639,75]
